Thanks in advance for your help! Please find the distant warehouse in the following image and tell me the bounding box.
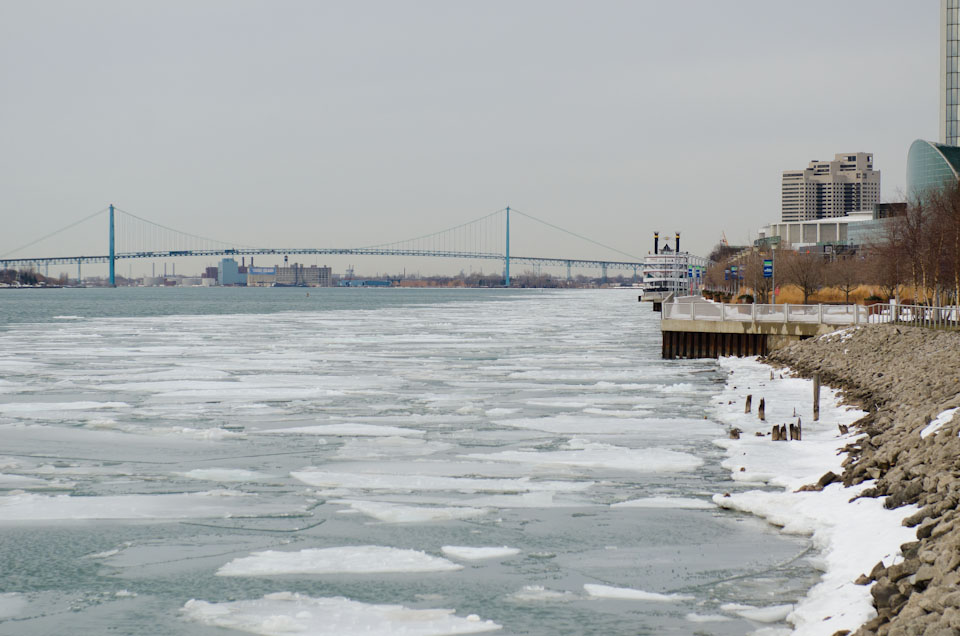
[247,264,332,287]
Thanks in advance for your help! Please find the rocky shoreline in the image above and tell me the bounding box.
[766,325,960,636]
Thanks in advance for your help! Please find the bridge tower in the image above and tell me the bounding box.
[505,206,510,287]
[108,204,115,287]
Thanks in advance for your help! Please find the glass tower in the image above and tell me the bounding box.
[907,139,960,195]
[943,0,960,144]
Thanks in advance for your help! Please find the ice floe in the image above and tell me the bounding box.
[331,500,491,524]
[259,423,424,437]
[0,491,306,521]
[177,468,272,482]
[720,602,794,623]
[218,545,462,576]
[610,496,715,510]
[0,592,26,618]
[583,584,693,602]
[440,546,520,560]
[182,592,501,635]
[291,470,591,494]
[462,438,703,473]
[508,586,577,602]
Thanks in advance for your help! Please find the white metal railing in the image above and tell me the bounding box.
[866,303,960,328]
[663,301,960,328]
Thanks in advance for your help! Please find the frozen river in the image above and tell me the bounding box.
[0,288,818,635]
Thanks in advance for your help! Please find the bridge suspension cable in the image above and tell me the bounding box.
[509,208,642,261]
[0,207,107,258]
[114,207,252,254]
[356,208,506,258]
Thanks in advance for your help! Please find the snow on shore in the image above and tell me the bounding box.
[712,357,917,636]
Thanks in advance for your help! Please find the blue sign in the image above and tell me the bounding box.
[763,259,773,278]
[724,269,730,281]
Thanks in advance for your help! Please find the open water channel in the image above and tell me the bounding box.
[0,288,819,635]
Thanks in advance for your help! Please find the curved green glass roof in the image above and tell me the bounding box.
[907,139,960,196]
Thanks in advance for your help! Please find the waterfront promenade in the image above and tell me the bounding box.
[660,297,960,358]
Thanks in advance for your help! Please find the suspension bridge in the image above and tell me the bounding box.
[0,205,644,286]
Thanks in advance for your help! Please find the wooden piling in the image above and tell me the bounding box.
[813,373,821,422]
[744,394,752,414]
[758,398,765,421]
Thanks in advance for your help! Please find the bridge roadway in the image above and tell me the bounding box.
[0,248,643,272]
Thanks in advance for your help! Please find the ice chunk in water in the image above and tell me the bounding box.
[0,593,26,618]
[259,423,424,437]
[182,592,501,635]
[177,469,272,482]
[583,584,693,602]
[218,545,462,576]
[440,546,520,561]
[0,491,306,521]
[462,439,703,473]
[611,497,715,510]
[332,499,490,524]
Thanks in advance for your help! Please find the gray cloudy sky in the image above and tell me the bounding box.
[0,1,938,277]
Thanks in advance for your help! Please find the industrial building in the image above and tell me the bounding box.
[246,264,333,287]
[218,258,247,286]
[276,264,332,287]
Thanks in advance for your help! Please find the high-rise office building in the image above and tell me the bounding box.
[942,0,960,145]
[781,153,881,222]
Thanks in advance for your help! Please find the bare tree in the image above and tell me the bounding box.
[898,195,933,303]
[946,182,960,307]
[926,182,960,307]
[741,250,773,303]
[825,257,865,304]
[778,249,826,304]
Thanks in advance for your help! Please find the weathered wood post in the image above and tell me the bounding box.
[758,398,765,421]
[744,394,752,414]
[813,373,820,422]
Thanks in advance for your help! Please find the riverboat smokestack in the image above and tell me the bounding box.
[654,231,659,255]
[675,232,680,253]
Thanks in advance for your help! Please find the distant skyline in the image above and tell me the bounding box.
[0,1,939,277]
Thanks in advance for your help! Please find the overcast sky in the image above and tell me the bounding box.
[0,1,939,277]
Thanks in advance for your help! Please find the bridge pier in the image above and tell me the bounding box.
[109,204,115,287]
[504,206,510,287]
